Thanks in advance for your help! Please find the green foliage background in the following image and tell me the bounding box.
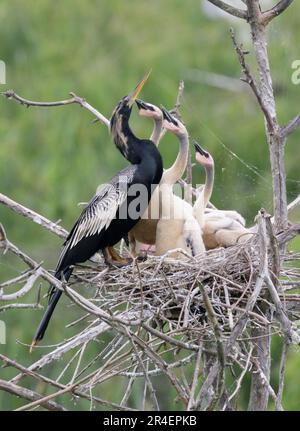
[0,0,299,410]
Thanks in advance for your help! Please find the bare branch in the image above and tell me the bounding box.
[262,0,294,25]
[0,354,133,411]
[207,0,247,19]
[230,28,275,133]
[245,0,288,232]
[277,223,300,245]
[1,90,110,128]
[287,194,300,214]
[226,346,253,406]
[0,379,66,411]
[275,340,289,410]
[0,303,43,312]
[187,344,203,410]
[281,113,300,138]
[0,193,67,239]
[198,282,225,409]
[171,79,185,118]
[0,269,41,301]
[0,233,63,291]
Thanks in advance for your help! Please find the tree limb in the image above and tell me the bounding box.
[207,0,247,19]
[262,0,294,25]
[1,90,110,128]
[281,113,300,138]
[230,28,275,133]
[0,192,67,239]
[0,379,66,411]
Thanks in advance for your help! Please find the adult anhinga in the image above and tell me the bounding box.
[31,75,163,349]
[193,143,251,249]
[155,109,205,258]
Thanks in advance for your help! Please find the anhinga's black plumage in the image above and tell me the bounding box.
[31,77,163,349]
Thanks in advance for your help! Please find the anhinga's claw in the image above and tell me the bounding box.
[103,247,133,267]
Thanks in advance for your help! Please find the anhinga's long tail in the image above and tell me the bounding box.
[30,267,73,351]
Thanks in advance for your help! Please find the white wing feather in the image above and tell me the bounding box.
[69,183,127,250]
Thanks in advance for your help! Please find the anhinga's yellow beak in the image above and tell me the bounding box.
[128,70,151,107]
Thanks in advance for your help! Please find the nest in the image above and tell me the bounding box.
[71,237,300,343]
[1,213,300,411]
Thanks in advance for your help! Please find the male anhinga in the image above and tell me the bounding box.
[193,144,251,249]
[155,109,205,258]
[31,75,163,349]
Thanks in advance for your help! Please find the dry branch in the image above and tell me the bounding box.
[207,0,247,19]
[0,379,66,411]
[0,193,68,239]
[262,0,294,25]
[1,90,110,128]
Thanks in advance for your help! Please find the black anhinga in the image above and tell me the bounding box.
[31,75,163,349]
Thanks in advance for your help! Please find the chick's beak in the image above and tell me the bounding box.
[136,99,148,110]
[161,106,173,122]
[128,70,151,107]
[194,142,209,158]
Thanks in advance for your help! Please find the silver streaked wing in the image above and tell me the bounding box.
[67,168,136,251]
[54,166,137,275]
[68,185,125,250]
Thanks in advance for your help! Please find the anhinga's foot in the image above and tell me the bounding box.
[103,247,133,267]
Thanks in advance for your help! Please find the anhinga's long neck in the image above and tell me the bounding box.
[111,107,163,185]
[111,108,142,165]
[162,131,189,185]
[193,164,214,228]
[150,118,163,146]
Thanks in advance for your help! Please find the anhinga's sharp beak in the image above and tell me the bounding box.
[128,70,151,107]
[194,142,209,158]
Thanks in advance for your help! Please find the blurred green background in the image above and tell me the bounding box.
[0,0,300,410]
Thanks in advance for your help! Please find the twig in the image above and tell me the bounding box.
[1,90,110,128]
[0,379,66,411]
[281,113,300,138]
[197,282,225,410]
[275,340,289,411]
[227,346,253,405]
[0,192,68,239]
[230,28,275,133]
[0,269,41,301]
[187,343,202,411]
[172,79,185,119]
[277,223,300,245]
